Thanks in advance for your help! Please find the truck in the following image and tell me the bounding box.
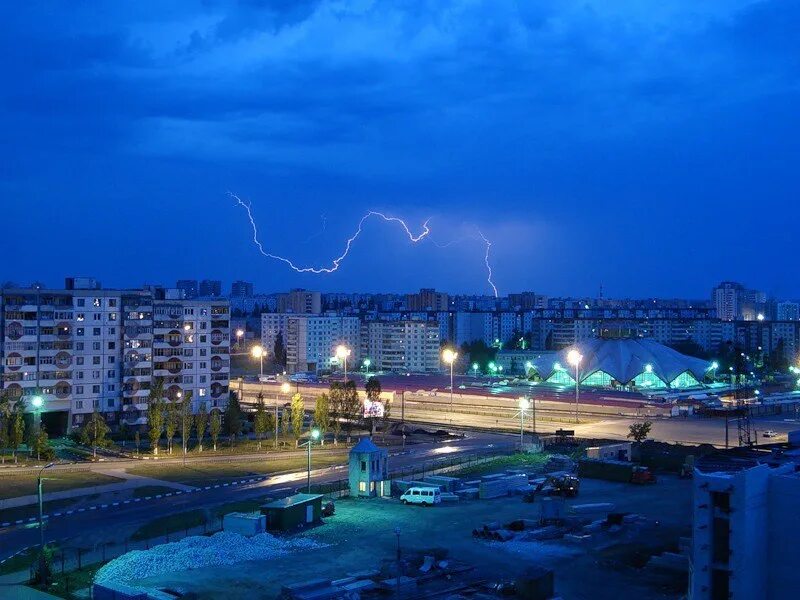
[578,459,657,484]
[522,474,580,502]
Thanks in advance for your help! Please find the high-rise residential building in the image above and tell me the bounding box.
[176,279,199,299]
[361,321,440,373]
[0,280,230,434]
[690,442,800,599]
[261,313,359,373]
[198,280,222,298]
[777,301,799,322]
[277,289,321,314]
[507,292,546,311]
[406,288,449,311]
[712,281,766,321]
[231,280,254,297]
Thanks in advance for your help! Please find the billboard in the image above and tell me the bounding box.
[363,399,385,419]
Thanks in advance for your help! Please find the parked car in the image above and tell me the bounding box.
[762,430,778,438]
[400,487,441,506]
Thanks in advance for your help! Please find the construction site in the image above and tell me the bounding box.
[90,438,696,600]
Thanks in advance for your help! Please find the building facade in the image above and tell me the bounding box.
[0,281,230,434]
[361,320,440,373]
[230,280,254,297]
[277,289,322,315]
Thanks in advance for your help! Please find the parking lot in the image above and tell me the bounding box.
[131,473,693,599]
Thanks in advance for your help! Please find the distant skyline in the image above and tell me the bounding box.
[2,2,799,298]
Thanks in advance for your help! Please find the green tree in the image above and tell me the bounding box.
[0,392,11,464]
[291,393,305,444]
[179,392,193,456]
[314,394,330,441]
[164,398,178,454]
[365,377,381,436]
[273,331,287,367]
[147,380,165,456]
[254,392,269,450]
[224,393,243,444]
[80,408,110,458]
[341,380,361,443]
[627,420,653,443]
[280,406,291,439]
[328,382,343,444]
[209,409,222,451]
[10,399,26,463]
[32,425,55,461]
[195,402,209,452]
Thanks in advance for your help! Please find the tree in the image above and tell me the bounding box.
[32,425,55,461]
[209,409,222,451]
[10,399,26,463]
[341,380,361,443]
[273,331,287,367]
[254,392,269,450]
[81,408,110,458]
[314,394,330,441]
[365,378,382,437]
[147,381,165,456]
[224,393,243,444]
[164,398,178,454]
[118,420,129,448]
[328,382,343,444]
[627,420,653,443]
[0,392,10,464]
[195,402,209,452]
[290,393,305,444]
[280,406,291,439]
[179,392,193,456]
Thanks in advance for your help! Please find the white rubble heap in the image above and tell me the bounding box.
[95,531,327,586]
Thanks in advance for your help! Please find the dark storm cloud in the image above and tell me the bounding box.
[1,1,798,297]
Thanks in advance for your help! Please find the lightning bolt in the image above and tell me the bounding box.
[231,192,431,274]
[478,229,499,298]
[301,213,327,244]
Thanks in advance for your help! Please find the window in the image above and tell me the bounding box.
[75,386,83,394]
[107,370,115,378]
[361,460,366,472]
[359,482,366,492]
[198,388,206,397]
[92,385,100,393]
[93,298,101,307]
[93,328,101,336]
[109,313,117,321]
[93,342,101,351]
[107,399,114,407]
[93,357,101,365]
[108,342,115,350]
[77,299,85,307]
[77,328,84,336]
[75,400,83,409]
[109,299,117,308]
[76,313,85,321]
[94,313,101,321]
[76,342,84,351]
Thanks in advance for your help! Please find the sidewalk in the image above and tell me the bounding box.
[0,572,61,600]
[0,470,196,510]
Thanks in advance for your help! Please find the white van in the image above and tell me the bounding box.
[400,487,441,506]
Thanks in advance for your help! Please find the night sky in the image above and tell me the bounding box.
[2,2,798,299]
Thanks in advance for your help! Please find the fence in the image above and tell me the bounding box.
[305,447,515,498]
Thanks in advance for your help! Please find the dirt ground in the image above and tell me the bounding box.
[130,473,692,599]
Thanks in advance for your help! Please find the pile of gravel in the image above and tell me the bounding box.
[96,531,326,585]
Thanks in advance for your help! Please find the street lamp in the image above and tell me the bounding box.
[336,345,351,381]
[31,395,44,436]
[442,348,458,424]
[305,428,320,492]
[37,462,55,552]
[363,358,371,375]
[518,397,530,449]
[472,363,479,376]
[276,382,291,449]
[251,345,265,379]
[236,329,244,351]
[567,349,583,424]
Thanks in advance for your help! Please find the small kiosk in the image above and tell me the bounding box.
[349,437,390,497]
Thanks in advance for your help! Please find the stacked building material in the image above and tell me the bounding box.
[478,474,529,499]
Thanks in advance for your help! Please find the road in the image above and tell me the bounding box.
[0,431,513,563]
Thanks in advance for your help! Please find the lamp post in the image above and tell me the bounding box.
[236,329,244,351]
[567,349,583,424]
[518,397,530,450]
[277,382,290,449]
[251,345,265,380]
[442,348,458,424]
[336,345,351,382]
[363,358,371,376]
[305,428,320,492]
[37,462,54,551]
[31,395,43,435]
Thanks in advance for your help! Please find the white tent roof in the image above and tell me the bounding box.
[532,338,711,385]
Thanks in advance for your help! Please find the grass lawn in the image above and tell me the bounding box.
[0,497,79,524]
[131,509,208,541]
[0,546,38,575]
[41,561,102,599]
[127,452,348,486]
[0,471,125,501]
[450,452,551,478]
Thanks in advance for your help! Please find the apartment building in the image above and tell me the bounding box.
[277,289,322,314]
[406,288,449,312]
[690,442,800,599]
[361,321,440,373]
[0,280,230,434]
[230,280,254,297]
[261,313,360,373]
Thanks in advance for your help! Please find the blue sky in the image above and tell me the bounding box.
[1,1,798,298]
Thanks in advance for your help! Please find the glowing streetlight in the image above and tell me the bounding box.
[472,362,479,375]
[251,345,265,379]
[567,349,583,424]
[31,395,44,438]
[757,313,765,322]
[306,428,321,492]
[236,329,244,350]
[363,358,371,375]
[442,348,458,423]
[518,396,530,449]
[336,345,351,381]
